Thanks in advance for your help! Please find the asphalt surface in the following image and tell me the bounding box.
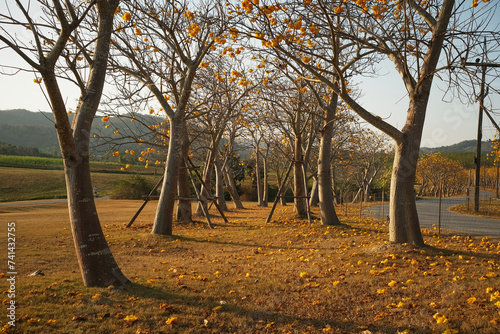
[367,190,500,236]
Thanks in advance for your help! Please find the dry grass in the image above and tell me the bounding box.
[451,198,500,220]
[1,201,499,334]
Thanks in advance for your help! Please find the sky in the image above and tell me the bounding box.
[1,2,499,149]
[1,52,498,149]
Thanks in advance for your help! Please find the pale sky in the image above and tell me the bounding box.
[1,2,499,149]
[1,54,498,149]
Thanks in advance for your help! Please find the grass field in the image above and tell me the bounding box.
[451,198,500,220]
[1,201,499,334]
[0,167,162,202]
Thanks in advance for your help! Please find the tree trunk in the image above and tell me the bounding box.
[262,155,269,207]
[65,158,129,287]
[364,181,371,202]
[255,151,265,206]
[389,125,425,246]
[215,155,228,211]
[152,115,183,235]
[196,149,215,216]
[294,136,307,217]
[331,165,341,205]
[176,120,192,223]
[223,163,244,209]
[318,99,341,225]
[37,0,128,287]
[309,176,319,207]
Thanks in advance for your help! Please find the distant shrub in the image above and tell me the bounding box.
[110,176,154,199]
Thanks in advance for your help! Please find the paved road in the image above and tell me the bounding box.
[367,190,500,236]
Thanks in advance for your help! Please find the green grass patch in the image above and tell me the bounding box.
[0,167,162,202]
[0,155,63,169]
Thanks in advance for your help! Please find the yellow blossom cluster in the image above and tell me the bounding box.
[187,23,201,38]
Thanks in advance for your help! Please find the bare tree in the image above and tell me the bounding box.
[0,0,128,286]
[239,0,497,245]
[108,0,230,234]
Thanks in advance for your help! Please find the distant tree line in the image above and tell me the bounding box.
[0,141,58,158]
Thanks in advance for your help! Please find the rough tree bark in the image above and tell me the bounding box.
[317,97,341,225]
[153,113,184,234]
[215,153,228,211]
[293,135,308,217]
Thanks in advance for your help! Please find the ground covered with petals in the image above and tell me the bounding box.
[1,200,499,333]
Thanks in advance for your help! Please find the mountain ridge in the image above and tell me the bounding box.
[0,109,495,156]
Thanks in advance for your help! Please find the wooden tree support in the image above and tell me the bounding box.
[265,159,312,224]
[185,156,229,225]
[126,176,164,228]
[126,156,229,229]
[266,161,293,224]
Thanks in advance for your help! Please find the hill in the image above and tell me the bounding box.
[0,109,495,159]
[0,109,161,158]
[420,139,493,154]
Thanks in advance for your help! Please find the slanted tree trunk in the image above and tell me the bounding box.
[65,155,129,286]
[223,163,244,209]
[318,98,341,225]
[196,149,215,216]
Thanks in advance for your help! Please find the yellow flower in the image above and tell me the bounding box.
[377,288,386,294]
[388,280,398,287]
[442,329,458,334]
[122,12,131,21]
[299,272,309,278]
[200,62,209,68]
[433,313,448,324]
[33,78,42,84]
[429,302,440,308]
[165,316,178,324]
[302,56,312,63]
[467,296,476,304]
[113,151,119,156]
[124,314,138,322]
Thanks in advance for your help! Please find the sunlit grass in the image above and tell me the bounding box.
[451,198,500,220]
[0,201,499,333]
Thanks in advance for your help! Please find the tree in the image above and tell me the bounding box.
[0,0,129,286]
[417,153,467,197]
[108,0,230,234]
[240,0,495,245]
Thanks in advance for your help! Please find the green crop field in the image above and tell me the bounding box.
[0,166,162,202]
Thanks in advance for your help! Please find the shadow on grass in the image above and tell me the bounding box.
[120,282,419,334]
